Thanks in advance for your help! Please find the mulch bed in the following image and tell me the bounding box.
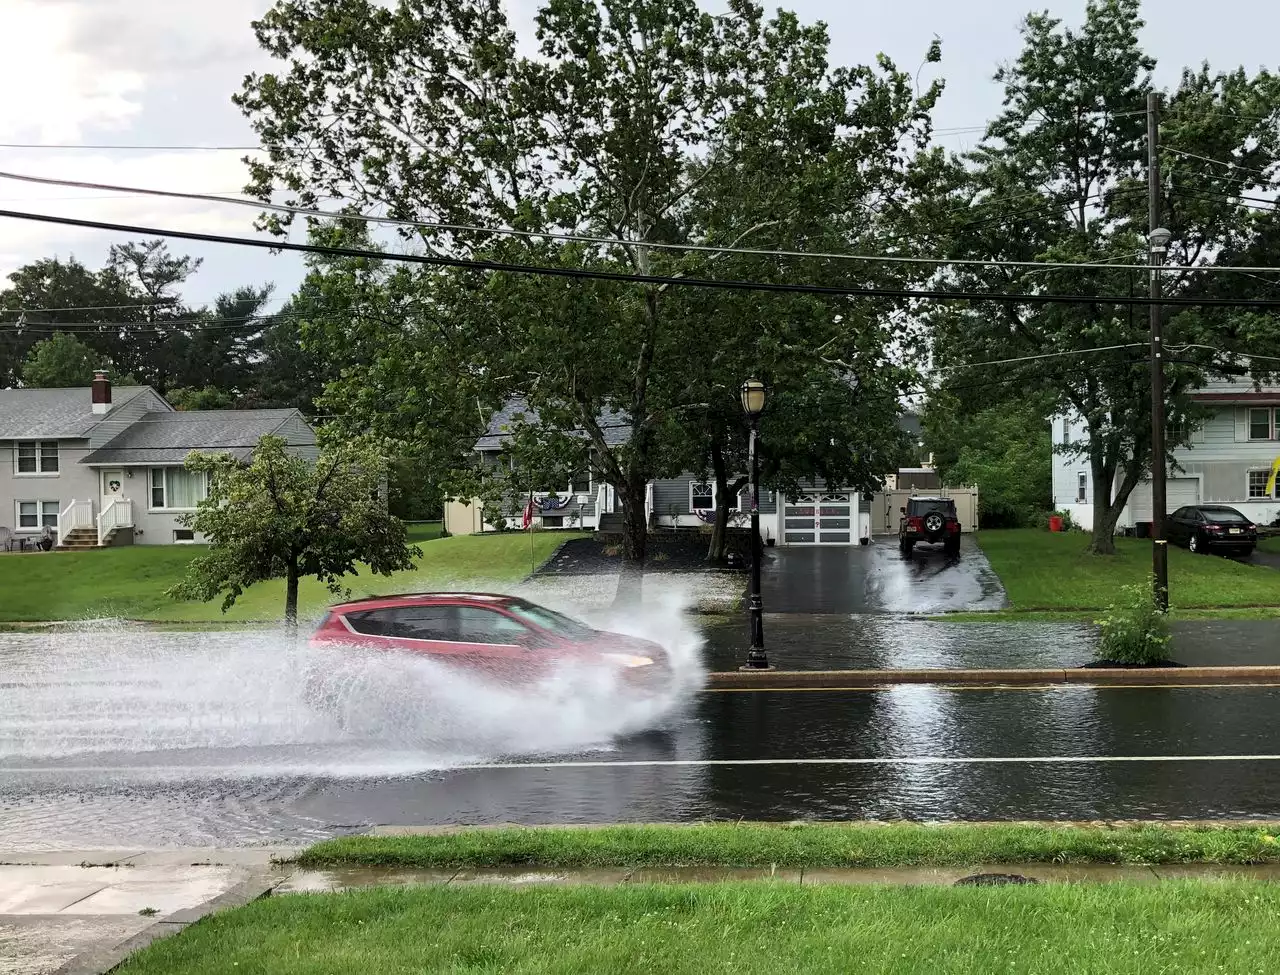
[1079,659,1185,669]
[533,535,754,576]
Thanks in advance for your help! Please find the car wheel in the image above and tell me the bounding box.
[944,537,960,557]
[1240,546,1255,558]
[1188,533,1200,554]
[902,539,914,556]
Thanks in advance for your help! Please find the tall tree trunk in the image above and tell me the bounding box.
[614,476,648,608]
[1087,449,1146,556]
[284,553,300,632]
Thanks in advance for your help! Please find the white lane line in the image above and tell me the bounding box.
[9,754,1280,775]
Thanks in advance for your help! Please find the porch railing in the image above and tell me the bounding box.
[57,499,94,546]
[96,498,134,546]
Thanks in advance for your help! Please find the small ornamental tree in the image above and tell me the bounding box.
[168,436,420,626]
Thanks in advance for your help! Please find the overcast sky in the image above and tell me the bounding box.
[2,0,1278,309]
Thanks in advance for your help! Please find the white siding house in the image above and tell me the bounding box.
[1052,380,1280,531]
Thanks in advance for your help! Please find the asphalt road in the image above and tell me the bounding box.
[6,625,1280,848]
[760,538,1007,615]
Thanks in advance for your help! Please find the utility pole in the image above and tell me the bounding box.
[1147,91,1172,612]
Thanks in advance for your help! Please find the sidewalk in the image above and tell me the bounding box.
[0,849,293,975]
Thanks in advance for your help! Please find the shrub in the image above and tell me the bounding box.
[1094,579,1171,665]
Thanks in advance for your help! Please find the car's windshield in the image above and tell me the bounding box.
[504,600,596,640]
[1203,508,1249,524]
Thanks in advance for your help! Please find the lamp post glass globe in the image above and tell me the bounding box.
[740,379,767,418]
[1148,226,1172,252]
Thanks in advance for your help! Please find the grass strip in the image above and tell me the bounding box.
[296,823,1280,870]
[973,529,1280,611]
[116,881,1280,975]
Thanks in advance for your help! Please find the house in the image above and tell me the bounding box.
[1052,379,1280,531]
[1,371,317,548]
[443,400,972,546]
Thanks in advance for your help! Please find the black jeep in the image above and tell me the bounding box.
[898,496,961,556]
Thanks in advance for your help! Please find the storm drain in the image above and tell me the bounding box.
[953,873,1040,887]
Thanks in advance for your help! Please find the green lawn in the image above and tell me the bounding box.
[1261,535,1280,555]
[298,823,1280,870]
[0,528,580,623]
[117,882,1280,975]
[975,529,1280,612]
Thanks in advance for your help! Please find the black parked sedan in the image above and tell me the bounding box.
[1166,505,1258,557]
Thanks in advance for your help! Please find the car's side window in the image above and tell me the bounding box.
[343,609,394,636]
[1170,507,1185,520]
[455,608,532,645]
[387,607,458,641]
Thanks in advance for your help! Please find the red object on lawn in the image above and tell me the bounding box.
[1048,515,1063,532]
[522,496,533,530]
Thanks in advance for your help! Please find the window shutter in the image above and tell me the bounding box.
[1235,407,1249,443]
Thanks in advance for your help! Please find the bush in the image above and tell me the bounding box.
[1094,579,1171,665]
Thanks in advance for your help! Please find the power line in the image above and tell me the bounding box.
[1165,147,1278,179]
[0,143,265,152]
[2,301,180,313]
[6,168,1278,275]
[9,207,1280,310]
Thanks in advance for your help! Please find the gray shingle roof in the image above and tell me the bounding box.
[474,397,632,450]
[0,386,152,439]
[81,409,302,465]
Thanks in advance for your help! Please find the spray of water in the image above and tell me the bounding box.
[0,584,707,779]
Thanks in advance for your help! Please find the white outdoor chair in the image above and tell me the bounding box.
[0,526,14,552]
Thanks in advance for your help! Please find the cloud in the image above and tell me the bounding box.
[0,1,146,141]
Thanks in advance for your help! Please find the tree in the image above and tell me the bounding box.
[237,0,943,589]
[931,0,1280,554]
[21,332,101,387]
[167,436,420,626]
[924,395,1054,528]
[0,257,141,387]
[166,386,237,411]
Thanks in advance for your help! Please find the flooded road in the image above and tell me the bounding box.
[4,629,1280,848]
[760,539,1007,615]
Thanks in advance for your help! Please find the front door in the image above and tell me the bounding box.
[100,469,126,512]
[783,492,855,545]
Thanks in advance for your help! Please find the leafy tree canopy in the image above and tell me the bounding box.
[167,436,419,624]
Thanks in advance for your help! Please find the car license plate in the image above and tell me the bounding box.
[1229,528,1243,534]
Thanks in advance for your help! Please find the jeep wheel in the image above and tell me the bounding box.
[923,512,945,535]
[944,536,960,557]
[900,538,914,556]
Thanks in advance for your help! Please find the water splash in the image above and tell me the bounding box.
[0,589,706,779]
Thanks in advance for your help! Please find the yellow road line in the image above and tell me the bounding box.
[701,683,1280,694]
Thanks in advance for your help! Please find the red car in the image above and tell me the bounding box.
[310,592,671,689]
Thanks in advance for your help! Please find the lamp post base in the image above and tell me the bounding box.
[740,649,775,672]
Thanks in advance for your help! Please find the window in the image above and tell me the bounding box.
[541,515,564,528]
[173,529,196,544]
[17,501,59,531]
[455,607,531,644]
[690,481,744,512]
[150,467,209,510]
[16,441,58,475]
[1077,472,1088,503]
[1249,408,1274,441]
[570,471,591,494]
[1248,470,1279,500]
[690,481,714,510]
[505,599,595,641]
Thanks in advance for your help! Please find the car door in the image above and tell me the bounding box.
[1167,508,1188,546]
[449,606,547,679]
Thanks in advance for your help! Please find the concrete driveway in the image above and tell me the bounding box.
[759,537,1007,615]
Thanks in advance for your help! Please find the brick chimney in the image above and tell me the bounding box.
[91,370,111,415]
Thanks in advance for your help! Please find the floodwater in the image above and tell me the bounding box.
[5,616,1280,848]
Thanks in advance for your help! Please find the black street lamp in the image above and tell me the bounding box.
[740,378,773,671]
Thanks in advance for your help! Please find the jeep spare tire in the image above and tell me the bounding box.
[924,512,945,534]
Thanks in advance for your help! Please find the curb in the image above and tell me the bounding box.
[51,870,288,975]
[704,666,1280,689]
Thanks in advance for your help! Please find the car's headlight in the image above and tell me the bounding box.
[600,653,654,668]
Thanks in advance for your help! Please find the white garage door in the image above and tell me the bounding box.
[1129,478,1201,521]
[783,492,855,545]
